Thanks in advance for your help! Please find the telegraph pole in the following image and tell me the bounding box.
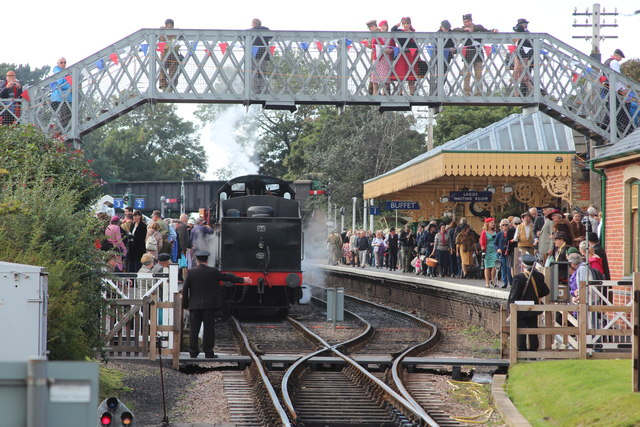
[572,3,618,62]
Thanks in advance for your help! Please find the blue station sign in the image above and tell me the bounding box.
[449,191,492,202]
[369,206,381,216]
[385,201,420,210]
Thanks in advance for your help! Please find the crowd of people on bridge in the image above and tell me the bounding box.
[326,204,609,293]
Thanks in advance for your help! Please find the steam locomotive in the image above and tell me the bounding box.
[213,175,303,312]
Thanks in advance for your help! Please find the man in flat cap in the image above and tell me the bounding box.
[182,250,252,358]
[453,14,498,95]
[508,253,549,352]
[431,19,457,94]
[152,252,172,273]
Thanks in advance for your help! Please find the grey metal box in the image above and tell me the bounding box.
[0,262,48,361]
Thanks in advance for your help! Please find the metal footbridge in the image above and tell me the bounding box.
[4,28,639,144]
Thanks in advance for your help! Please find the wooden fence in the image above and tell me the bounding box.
[502,275,639,374]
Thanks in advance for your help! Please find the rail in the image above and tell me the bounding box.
[7,29,640,144]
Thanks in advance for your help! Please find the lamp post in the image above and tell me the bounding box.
[160,195,166,217]
[352,197,357,232]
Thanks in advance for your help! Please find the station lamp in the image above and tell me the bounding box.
[502,183,514,193]
[484,184,496,193]
[439,194,449,203]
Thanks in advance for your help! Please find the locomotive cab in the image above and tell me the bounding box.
[215,175,303,312]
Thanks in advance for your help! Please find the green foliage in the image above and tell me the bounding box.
[621,58,640,83]
[82,103,207,182]
[284,106,423,208]
[99,363,131,401]
[0,125,106,360]
[508,360,640,426]
[432,106,520,147]
[0,63,50,86]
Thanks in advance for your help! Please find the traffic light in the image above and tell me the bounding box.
[97,397,134,426]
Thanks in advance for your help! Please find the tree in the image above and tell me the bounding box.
[285,106,423,208]
[83,104,207,182]
[0,125,105,360]
[432,106,520,147]
[621,58,640,83]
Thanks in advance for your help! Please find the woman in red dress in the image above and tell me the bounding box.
[391,17,418,95]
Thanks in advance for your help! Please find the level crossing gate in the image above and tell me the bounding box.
[3,29,639,144]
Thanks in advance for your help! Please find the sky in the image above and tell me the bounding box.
[5,0,638,178]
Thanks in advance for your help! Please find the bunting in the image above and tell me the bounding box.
[21,89,30,102]
[315,41,323,51]
[65,76,72,85]
[139,44,149,55]
[95,59,105,70]
[270,45,276,55]
[219,42,228,55]
[109,53,119,65]
[299,42,309,51]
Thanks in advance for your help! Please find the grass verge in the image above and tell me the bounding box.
[99,363,131,402]
[507,359,640,426]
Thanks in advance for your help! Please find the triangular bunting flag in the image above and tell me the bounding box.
[157,42,166,52]
[299,42,309,51]
[315,41,323,51]
[219,42,228,55]
[139,44,149,55]
[95,59,105,70]
[188,41,199,56]
[483,45,492,56]
[21,89,30,102]
[252,46,259,57]
[361,40,370,48]
[425,45,435,58]
[409,48,417,56]
[327,44,337,53]
[345,39,353,50]
[508,45,517,54]
[65,75,72,85]
[269,45,276,55]
[109,53,119,65]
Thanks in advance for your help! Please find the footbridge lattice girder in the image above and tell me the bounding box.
[3,29,638,144]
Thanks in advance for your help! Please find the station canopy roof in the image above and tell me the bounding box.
[363,111,576,199]
[592,129,640,167]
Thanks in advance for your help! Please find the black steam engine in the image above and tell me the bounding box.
[214,175,303,312]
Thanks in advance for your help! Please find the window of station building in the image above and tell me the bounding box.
[511,126,525,151]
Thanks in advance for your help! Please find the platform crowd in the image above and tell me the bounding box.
[326,204,609,293]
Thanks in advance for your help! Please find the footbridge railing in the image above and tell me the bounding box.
[7,29,640,144]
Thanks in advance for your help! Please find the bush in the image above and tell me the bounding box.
[0,125,107,359]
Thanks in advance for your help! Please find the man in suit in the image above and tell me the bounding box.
[508,254,550,352]
[182,250,252,358]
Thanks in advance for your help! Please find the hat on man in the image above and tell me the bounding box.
[194,250,210,258]
[553,231,569,241]
[546,209,562,219]
[588,232,599,243]
[462,13,472,21]
[366,19,377,28]
[614,48,625,58]
[441,20,451,29]
[520,211,533,220]
[542,202,556,209]
[521,253,537,267]
[517,18,529,25]
[157,253,171,262]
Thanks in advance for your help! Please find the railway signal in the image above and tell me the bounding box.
[97,397,134,426]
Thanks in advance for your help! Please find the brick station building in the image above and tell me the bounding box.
[592,131,640,280]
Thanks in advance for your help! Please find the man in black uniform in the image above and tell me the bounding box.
[508,253,550,352]
[182,250,252,358]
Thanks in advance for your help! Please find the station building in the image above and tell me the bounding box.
[363,111,590,233]
[592,131,640,280]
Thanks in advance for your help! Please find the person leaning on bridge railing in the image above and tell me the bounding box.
[249,18,272,94]
[452,13,498,96]
[0,70,22,125]
[511,18,533,96]
[50,57,71,128]
[159,18,180,92]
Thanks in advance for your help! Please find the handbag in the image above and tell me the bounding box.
[178,253,188,268]
[145,235,158,251]
[544,254,555,268]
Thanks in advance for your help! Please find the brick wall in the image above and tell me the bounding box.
[604,165,628,280]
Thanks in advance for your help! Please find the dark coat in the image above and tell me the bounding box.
[182,264,244,310]
[386,233,399,252]
[130,221,148,263]
[508,270,550,316]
